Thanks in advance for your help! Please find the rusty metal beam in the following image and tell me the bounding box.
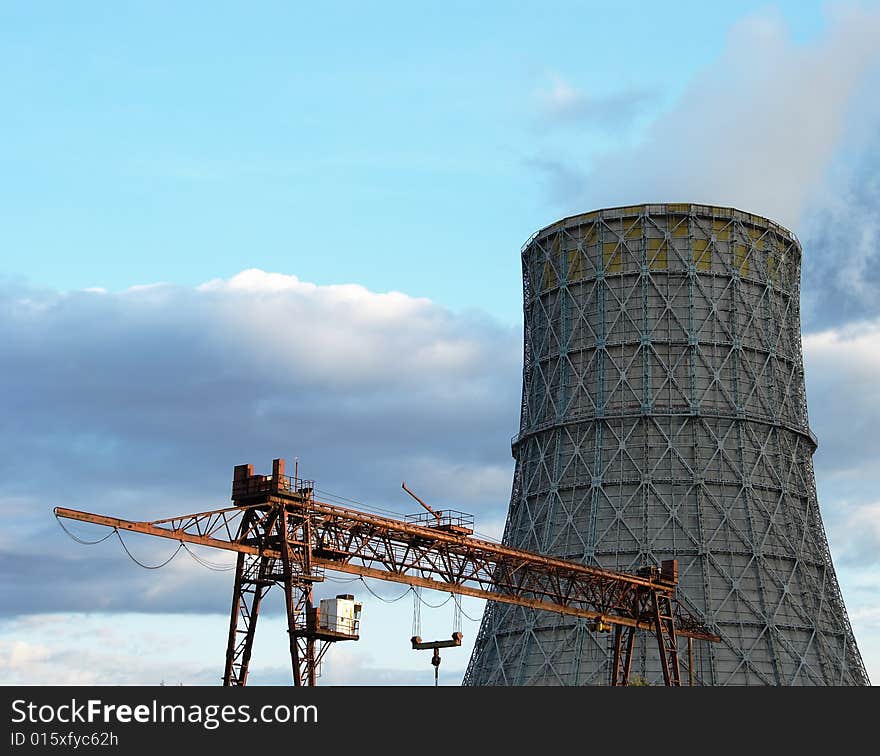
[56,503,658,588]
[54,504,718,642]
[309,555,687,637]
[303,498,668,590]
[55,507,264,556]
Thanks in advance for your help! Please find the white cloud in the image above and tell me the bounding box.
[0,614,225,685]
[192,268,497,388]
[4,640,52,671]
[827,501,880,566]
[537,74,586,118]
[534,73,654,132]
[805,321,880,387]
[317,644,463,686]
[0,270,521,620]
[800,131,880,328]
[803,318,880,482]
[850,605,880,629]
[536,7,880,231]
[0,602,484,685]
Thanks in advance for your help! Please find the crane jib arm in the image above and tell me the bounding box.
[53,502,719,643]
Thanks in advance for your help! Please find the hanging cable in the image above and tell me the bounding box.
[324,575,360,584]
[453,594,462,634]
[55,515,116,545]
[181,542,236,572]
[359,578,412,603]
[115,530,182,570]
[458,602,483,623]
[414,591,454,609]
[412,587,422,637]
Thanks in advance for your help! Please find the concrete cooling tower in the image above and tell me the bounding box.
[465,203,869,686]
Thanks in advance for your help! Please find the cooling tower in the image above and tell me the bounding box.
[465,203,868,686]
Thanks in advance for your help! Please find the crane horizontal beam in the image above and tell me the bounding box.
[54,501,719,642]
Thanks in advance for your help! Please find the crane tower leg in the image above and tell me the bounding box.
[223,552,272,686]
[652,591,681,686]
[278,505,319,686]
[610,623,637,686]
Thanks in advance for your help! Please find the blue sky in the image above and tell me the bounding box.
[1,0,831,320]
[2,1,880,686]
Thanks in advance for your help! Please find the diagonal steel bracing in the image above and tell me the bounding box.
[465,203,869,686]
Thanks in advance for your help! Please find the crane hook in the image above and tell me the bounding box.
[431,646,441,686]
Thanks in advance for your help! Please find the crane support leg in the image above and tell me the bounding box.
[652,591,681,686]
[280,573,310,686]
[611,624,622,684]
[223,552,272,686]
[610,623,636,686]
[303,509,317,686]
[278,506,319,686]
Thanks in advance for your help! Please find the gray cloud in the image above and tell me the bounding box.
[800,119,880,330]
[0,543,235,618]
[0,271,521,619]
[527,156,588,207]
[803,320,880,567]
[4,266,880,606]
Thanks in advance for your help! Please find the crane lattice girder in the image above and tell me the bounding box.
[54,494,718,642]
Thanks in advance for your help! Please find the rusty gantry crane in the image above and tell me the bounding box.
[55,459,719,686]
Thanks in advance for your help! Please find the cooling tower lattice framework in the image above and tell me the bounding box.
[465,203,868,686]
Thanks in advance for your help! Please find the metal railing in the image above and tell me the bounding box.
[232,474,316,499]
[405,510,475,530]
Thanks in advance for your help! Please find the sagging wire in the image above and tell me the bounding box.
[181,542,236,572]
[414,588,482,622]
[57,514,185,571]
[58,514,236,574]
[324,575,361,584]
[458,602,483,623]
[413,591,454,609]
[115,529,182,570]
[359,577,412,603]
[55,515,116,545]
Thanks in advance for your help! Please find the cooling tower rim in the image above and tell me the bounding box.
[521,202,800,253]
